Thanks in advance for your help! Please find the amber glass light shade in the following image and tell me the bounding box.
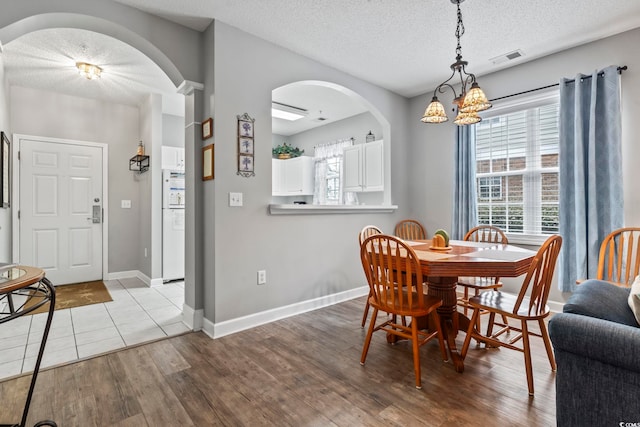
[453,111,481,125]
[421,97,449,123]
[460,82,492,113]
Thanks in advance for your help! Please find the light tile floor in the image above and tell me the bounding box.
[0,277,189,381]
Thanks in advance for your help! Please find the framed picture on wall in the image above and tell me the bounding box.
[239,137,254,155]
[238,154,254,174]
[202,117,213,140]
[202,144,214,181]
[0,132,9,208]
[236,113,255,177]
[237,117,254,138]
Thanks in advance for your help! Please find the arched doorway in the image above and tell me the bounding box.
[0,14,202,379]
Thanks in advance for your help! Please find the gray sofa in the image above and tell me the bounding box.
[549,279,640,426]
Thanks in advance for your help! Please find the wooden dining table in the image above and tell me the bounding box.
[401,239,536,373]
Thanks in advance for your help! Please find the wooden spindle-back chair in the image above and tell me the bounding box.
[359,234,447,389]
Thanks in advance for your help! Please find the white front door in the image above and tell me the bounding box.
[19,138,103,285]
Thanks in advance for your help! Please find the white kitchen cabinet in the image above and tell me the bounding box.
[161,146,185,170]
[343,140,384,192]
[272,156,315,196]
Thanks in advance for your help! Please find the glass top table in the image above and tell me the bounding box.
[0,265,57,427]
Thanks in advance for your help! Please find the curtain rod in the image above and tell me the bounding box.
[489,65,628,103]
[313,137,355,149]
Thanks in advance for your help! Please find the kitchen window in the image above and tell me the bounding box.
[325,156,341,204]
[312,138,358,206]
[475,91,559,242]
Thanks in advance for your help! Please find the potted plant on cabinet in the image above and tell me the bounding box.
[272,142,304,159]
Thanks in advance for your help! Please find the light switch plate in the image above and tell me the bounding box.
[121,200,132,208]
[229,192,243,207]
[257,270,266,285]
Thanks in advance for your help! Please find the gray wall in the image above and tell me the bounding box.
[163,114,185,148]
[286,112,382,153]
[149,95,163,280]
[0,56,10,262]
[409,27,640,306]
[10,85,141,274]
[137,95,152,277]
[208,21,411,323]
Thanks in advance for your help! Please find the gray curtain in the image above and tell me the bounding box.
[452,125,478,240]
[558,65,623,292]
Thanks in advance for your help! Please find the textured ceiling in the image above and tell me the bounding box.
[115,0,640,97]
[2,28,184,115]
[272,83,369,136]
[3,1,640,125]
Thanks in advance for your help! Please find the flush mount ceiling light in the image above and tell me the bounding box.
[271,101,308,121]
[421,0,491,126]
[76,61,102,80]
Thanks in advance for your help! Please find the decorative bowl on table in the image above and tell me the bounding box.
[430,229,452,251]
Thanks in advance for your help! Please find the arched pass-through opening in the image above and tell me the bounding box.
[271,80,393,209]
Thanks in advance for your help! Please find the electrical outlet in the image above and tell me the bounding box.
[257,270,267,285]
[229,192,243,207]
[144,248,148,257]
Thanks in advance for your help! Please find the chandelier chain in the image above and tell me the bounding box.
[455,0,465,59]
[421,0,491,125]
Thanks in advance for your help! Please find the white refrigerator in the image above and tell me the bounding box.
[162,169,185,282]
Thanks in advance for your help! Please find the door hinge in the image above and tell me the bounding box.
[17,151,20,160]
[17,210,20,220]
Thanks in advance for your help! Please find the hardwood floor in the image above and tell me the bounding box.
[1,297,556,426]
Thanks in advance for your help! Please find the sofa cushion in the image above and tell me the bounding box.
[563,279,638,327]
[629,275,640,325]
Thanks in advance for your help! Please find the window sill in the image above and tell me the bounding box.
[505,233,552,247]
[269,204,398,215]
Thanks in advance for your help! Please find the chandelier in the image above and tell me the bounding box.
[76,62,102,80]
[421,0,491,125]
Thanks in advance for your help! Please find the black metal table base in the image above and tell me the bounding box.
[1,277,58,427]
[0,422,57,427]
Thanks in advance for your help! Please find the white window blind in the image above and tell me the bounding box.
[475,95,559,238]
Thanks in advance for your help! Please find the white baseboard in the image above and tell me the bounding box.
[200,286,564,340]
[135,271,151,287]
[204,286,369,339]
[106,270,139,281]
[150,278,163,288]
[202,317,215,339]
[106,270,159,287]
[103,273,565,328]
[183,303,204,331]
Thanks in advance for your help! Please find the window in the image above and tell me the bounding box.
[475,93,559,238]
[313,139,358,205]
[325,157,341,204]
[478,176,502,201]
